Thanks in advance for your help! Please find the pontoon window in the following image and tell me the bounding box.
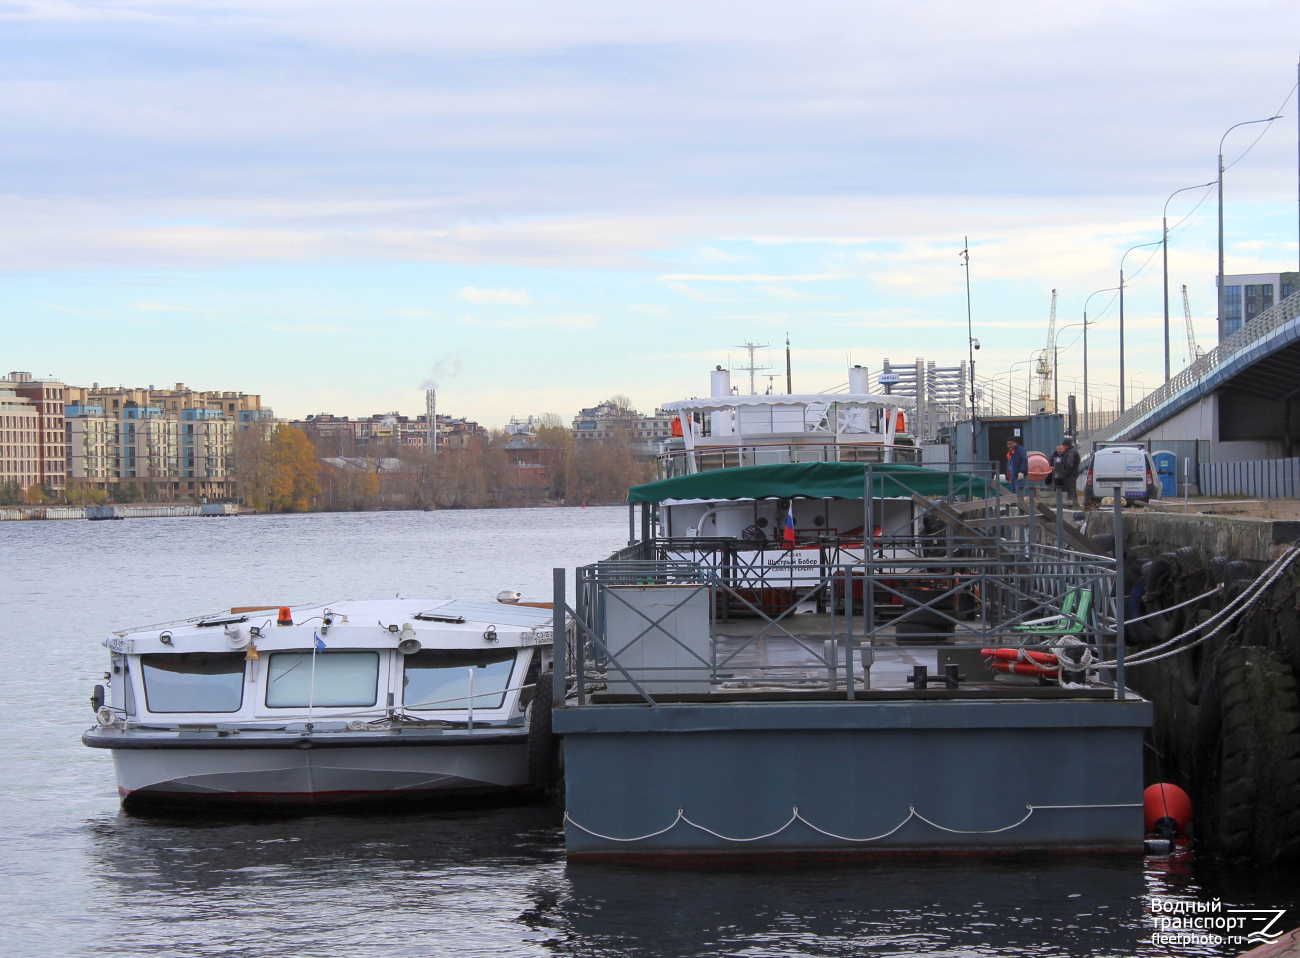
[266,651,379,708]
[140,653,246,713]
[403,649,517,710]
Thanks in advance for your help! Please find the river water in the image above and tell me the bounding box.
[2,508,1296,957]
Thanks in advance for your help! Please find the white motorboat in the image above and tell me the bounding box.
[83,598,561,810]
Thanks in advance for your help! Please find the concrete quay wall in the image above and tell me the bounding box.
[1085,510,1300,565]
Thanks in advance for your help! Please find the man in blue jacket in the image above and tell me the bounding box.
[1004,438,1028,493]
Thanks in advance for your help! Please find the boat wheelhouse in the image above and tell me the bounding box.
[657,364,918,479]
[83,598,561,809]
[622,365,997,616]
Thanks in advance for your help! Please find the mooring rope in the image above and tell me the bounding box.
[1093,544,1300,669]
[1124,584,1223,625]
[562,802,1142,843]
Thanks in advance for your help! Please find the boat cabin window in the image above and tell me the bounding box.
[140,652,246,713]
[402,649,516,710]
[266,651,379,708]
[123,662,137,716]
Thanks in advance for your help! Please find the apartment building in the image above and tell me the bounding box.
[292,412,486,456]
[1,372,67,492]
[572,402,673,456]
[0,387,41,495]
[1217,272,1300,340]
[64,382,271,499]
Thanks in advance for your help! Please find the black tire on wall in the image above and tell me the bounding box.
[1143,554,1182,643]
[1180,609,1215,706]
[528,670,561,790]
[1197,647,1300,864]
[1206,557,1231,610]
[1090,533,1115,556]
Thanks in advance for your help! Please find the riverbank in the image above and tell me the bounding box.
[0,503,242,521]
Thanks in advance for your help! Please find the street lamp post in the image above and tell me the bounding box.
[1218,116,1282,337]
[1082,288,1120,441]
[1056,320,1088,433]
[1163,181,1215,382]
[1000,358,1038,417]
[961,238,976,420]
[1119,240,1162,411]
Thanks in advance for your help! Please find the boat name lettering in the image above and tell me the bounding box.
[106,636,135,653]
[765,554,821,569]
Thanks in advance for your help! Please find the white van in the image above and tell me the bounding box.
[1076,444,1160,504]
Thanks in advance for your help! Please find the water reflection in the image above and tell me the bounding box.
[84,805,567,958]
[559,857,1151,958]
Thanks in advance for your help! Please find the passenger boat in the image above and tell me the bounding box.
[82,598,561,809]
[626,365,990,616]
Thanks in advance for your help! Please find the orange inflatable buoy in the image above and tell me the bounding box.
[1144,783,1192,836]
[1027,451,1052,483]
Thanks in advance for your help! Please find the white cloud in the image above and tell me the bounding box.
[459,313,598,330]
[458,286,532,305]
[660,273,845,283]
[759,286,830,302]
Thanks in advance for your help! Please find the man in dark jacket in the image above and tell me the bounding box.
[1005,439,1028,493]
[1059,436,1081,501]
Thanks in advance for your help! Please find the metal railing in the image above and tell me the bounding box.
[656,442,923,479]
[554,472,1120,707]
[552,543,1116,707]
[1098,289,1300,442]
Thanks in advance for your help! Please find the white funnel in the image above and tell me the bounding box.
[849,365,872,394]
[710,366,731,397]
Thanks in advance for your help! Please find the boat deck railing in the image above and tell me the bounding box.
[656,442,925,479]
[555,480,1122,707]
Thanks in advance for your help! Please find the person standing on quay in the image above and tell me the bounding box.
[1057,436,1081,503]
[1005,438,1028,494]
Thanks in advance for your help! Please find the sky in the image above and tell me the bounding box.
[3,1,1300,424]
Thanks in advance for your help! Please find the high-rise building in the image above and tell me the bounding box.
[0,386,41,495]
[1217,272,1299,340]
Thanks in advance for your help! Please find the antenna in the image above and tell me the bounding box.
[961,238,975,419]
[733,341,770,396]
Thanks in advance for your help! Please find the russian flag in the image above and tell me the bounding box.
[783,504,796,548]
[314,631,327,652]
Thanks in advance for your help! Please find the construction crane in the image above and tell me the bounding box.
[1035,289,1057,412]
[1182,285,1205,364]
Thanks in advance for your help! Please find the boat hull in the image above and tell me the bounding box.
[86,728,531,808]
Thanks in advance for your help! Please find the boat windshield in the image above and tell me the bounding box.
[266,651,379,708]
[140,652,246,713]
[402,649,516,710]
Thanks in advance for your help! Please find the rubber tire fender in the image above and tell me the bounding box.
[527,670,561,789]
[1203,647,1300,863]
[1143,554,1182,643]
[1090,533,1115,557]
[1180,608,1215,706]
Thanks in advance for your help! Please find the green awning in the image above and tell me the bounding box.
[627,462,996,503]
